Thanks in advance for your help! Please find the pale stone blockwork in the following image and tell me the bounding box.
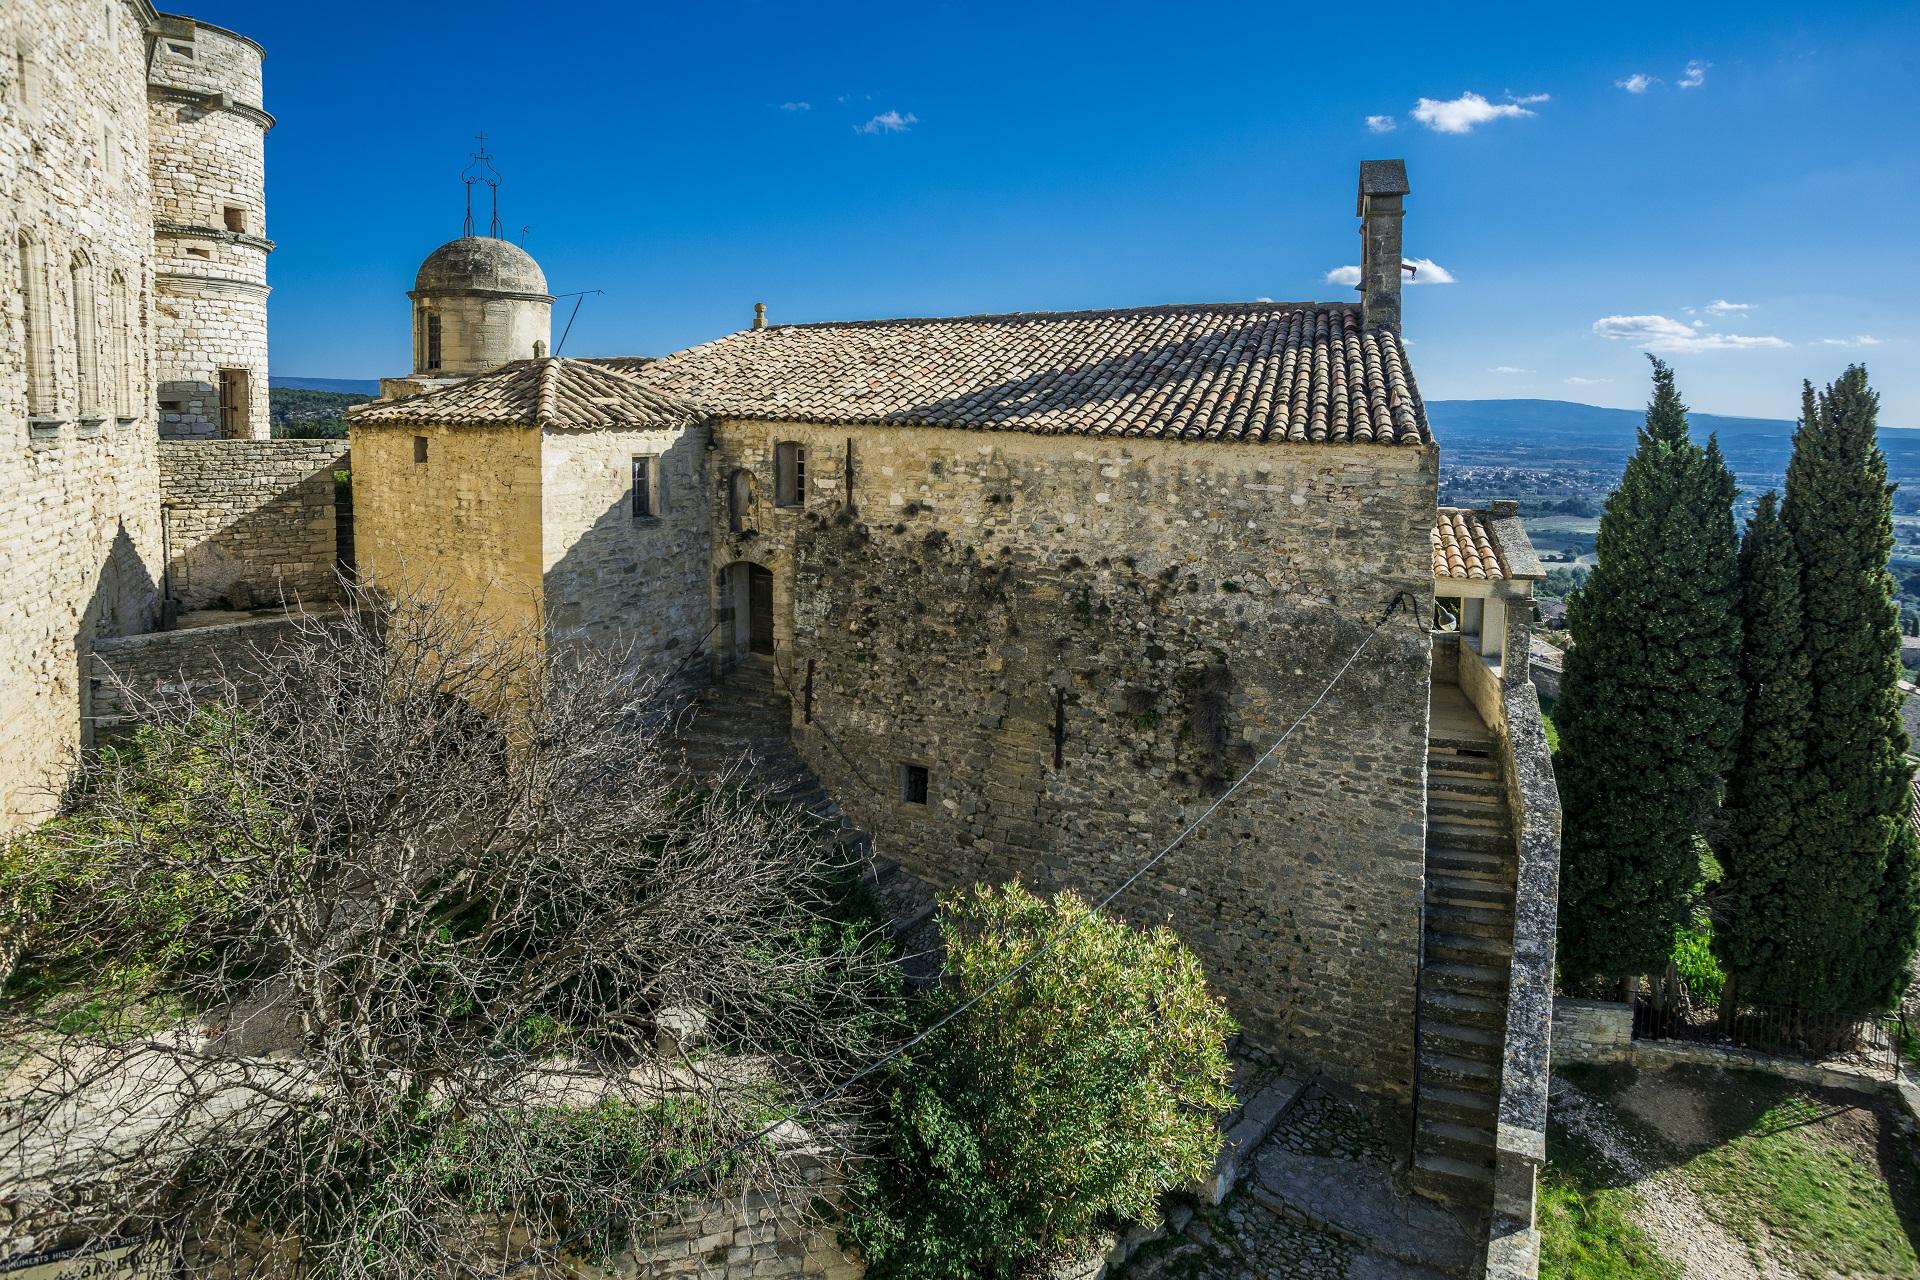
[0,0,167,827]
[158,440,347,610]
[707,421,1439,1097]
[147,16,270,440]
[541,424,714,679]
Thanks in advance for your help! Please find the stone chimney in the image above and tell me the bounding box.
[1357,159,1410,333]
[753,302,767,330]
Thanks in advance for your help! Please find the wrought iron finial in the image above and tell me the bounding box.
[461,135,504,238]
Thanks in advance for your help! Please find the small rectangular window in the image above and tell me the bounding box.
[900,763,929,806]
[413,435,428,464]
[223,206,246,234]
[166,41,194,59]
[775,442,806,507]
[632,455,657,519]
[425,313,441,371]
[186,246,211,259]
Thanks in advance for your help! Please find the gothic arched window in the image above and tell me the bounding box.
[71,250,100,418]
[17,230,54,420]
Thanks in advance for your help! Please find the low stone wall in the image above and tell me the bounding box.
[1483,675,1562,1280]
[552,1198,861,1279]
[159,441,347,611]
[88,611,338,737]
[1550,999,1633,1066]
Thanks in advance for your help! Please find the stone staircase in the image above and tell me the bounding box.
[1410,682,1516,1214]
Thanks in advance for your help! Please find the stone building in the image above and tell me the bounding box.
[377,234,553,402]
[1,1,275,827]
[348,162,1563,1261]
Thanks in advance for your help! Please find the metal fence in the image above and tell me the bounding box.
[1632,986,1905,1067]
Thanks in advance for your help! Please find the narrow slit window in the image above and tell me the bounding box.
[413,435,428,464]
[775,442,806,507]
[110,271,132,418]
[900,763,929,806]
[17,230,53,419]
[70,252,100,418]
[632,455,657,519]
[425,313,442,371]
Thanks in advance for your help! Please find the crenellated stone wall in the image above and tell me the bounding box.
[0,0,167,828]
[707,420,1439,1098]
[158,440,347,611]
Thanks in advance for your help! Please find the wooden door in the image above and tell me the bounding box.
[748,566,774,655]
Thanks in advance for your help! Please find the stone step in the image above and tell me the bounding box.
[1418,1049,1500,1093]
[1422,1019,1502,1060]
[1426,874,1512,910]
[1427,751,1500,779]
[1427,846,1515,880]
[1427,774,1504,803]
[1428,732,1496,756]
[1409,1149,1494,1211]
[1420,959,1508,999]
[1427,797,1509,829]
[1425,903,1512,939]
[1416,1116,1497,1165]
[1418,1083,1499,1128]
[1419,988,1507,1032]
[1426,822,1513,856]
[1424,930,1512,966]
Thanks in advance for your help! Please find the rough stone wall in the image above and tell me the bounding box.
[549,1198,862,1280]
[708,421,1437,1097]
[89,610,336,739]
[1548,999,1633,1065]
[0,0,166,829]
[350,422,545,635]
[158,440,347,610]
[147,18,269,440]
[541,424,713,682]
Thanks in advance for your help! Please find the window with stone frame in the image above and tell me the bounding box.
[413,435,428,465]
[70,252,101,420]
[425,313,442,371]
[774,442,806,507]
[110,271,133,419]
[17,230,54,421]
[727,467,754,533]
[631,455,660,520]
[223,206,247,234]
[899,763,930,806]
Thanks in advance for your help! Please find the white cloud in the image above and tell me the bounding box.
[778,101,811,112]
[1410,90,1547,134]
[1489,366,1532,375]
[1593,313,1789,351]
[1365,114,1397,133]
[1323,257,1455,289]
[1678,59,1709,89]
[1817,335,1886,347]
[1566,376,1612,386]
[1615,73,1657,93]
[1705,299,1753,315]
[856,110,918,135]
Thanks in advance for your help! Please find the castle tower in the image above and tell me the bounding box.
[145,14,272,439]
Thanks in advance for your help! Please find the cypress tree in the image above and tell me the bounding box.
[1556,357,1742,985]
[1715,492,1816,1002]
[1778,367,1920,1011]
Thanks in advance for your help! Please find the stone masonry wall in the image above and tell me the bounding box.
[542,423,713,683]
[708,421,1437,1098]
[147,17,269,440]
[0,0,166,828]
[350,422,545,636]
[88,611,335,739]
[158,440,346,610]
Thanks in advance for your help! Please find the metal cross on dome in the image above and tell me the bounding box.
[460,134,504,239]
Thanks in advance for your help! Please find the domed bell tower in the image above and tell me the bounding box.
[378,144,553,400]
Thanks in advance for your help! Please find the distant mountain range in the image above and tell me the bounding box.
[1427,398,1920,484]
[271,376,379,396]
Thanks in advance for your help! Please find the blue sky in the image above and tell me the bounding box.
[209,0,1917,422]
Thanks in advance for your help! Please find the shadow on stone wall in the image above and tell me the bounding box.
[160,441,348,612]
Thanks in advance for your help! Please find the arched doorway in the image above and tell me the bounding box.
[722,561,776,662]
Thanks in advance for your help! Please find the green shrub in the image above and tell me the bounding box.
[846,882,1235,1278]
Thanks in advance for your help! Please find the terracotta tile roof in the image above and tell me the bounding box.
[345,358,702,431]
[622,302,1429,446]
[1433,508,1506,581]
